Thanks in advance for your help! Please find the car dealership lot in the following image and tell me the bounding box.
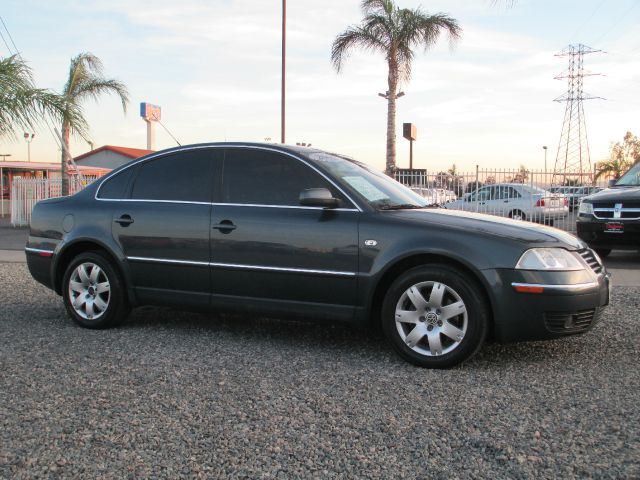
[1,263,638,479]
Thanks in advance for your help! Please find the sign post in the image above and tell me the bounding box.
[403,123,417,169]
[140,103,161,150]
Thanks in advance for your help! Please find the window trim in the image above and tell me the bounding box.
[95,145,362,212]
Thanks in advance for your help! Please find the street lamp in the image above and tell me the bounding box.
[24,132,35,162]
[0,153,11,161]
[543,145,548,172]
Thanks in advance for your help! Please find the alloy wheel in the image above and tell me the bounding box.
[394,281,468,356]
[68,262,111,320]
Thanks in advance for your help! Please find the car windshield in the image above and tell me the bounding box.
[518,185,546,195]
[615,163,640,186]
[308,152,430,210]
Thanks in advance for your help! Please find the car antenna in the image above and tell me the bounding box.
[155,117,182,146]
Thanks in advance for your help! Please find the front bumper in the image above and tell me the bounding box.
[577,214,640,250]
[488,266,610,343]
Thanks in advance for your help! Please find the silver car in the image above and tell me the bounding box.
[446,183,568,223]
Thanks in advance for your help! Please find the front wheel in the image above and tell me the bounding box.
[381,264,489,368]
[62,251,130,329]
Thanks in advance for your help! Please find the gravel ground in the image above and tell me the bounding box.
[0,263,638,479]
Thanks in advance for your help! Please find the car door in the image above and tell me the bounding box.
[209,147,359,320]
[497,186,521,216]
[110,148,218,307]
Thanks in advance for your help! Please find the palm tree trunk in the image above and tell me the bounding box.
[61,122,70,196]
[385,61,399,177]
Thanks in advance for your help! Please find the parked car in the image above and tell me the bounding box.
[446,183,568,224]
[549,186,602,211]
[577,163,640,258]
[26,143,610,368]
[410,187,457,205]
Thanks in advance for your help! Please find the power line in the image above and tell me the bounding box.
[0,16,19,55]
[0,26,14,56]
[591,0,640,46]
[569,0,607,43]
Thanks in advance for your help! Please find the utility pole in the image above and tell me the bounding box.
[281,0,286,144]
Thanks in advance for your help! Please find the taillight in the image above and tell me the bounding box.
[563,198,568,206]
[535,198,545,207]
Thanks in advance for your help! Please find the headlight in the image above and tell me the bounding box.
[578,201,594,215]
[515,248,584,271]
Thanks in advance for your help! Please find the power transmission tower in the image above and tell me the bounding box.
[552,44,603,185]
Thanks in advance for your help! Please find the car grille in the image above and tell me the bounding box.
[544,308,600,334]
[578,248,603,274]
[593,201,640,219]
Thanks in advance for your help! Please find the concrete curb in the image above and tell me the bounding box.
[0,249,26,263]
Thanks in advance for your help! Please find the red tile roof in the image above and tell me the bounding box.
[0,161,110,172]
[74,145,154,162]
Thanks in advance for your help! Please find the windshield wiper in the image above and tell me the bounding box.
[378,203,427,210]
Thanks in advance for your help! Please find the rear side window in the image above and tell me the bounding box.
[131,150,213,202]
[222,149,347,206]
[97,168,135,199]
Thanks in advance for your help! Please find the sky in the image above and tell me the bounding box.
[1,0,639,173]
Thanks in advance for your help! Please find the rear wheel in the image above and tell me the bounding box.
[381,264,489,368]
[62,251,129,329]
[509,209,526,221]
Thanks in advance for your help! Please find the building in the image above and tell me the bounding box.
[73,145,154,170]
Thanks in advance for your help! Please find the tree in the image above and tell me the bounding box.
[510,164,529,184]
[0,54,72,139]
[59,53,129,195]
[331,0,461,175]
[594,132,640,182]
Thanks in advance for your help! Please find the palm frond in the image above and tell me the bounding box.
[0,54,73,139]
[331,27,387,72]
[361,0,394,16]
[60,52,129,141]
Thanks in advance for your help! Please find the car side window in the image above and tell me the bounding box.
[97,167,135,199]
[222,149,348,207]
[130,150,213,203]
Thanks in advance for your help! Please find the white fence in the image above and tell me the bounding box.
[10,177,97,227]
[395,168,609,234]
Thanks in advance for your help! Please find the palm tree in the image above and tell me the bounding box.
[331,0,461,175]
[60,53,129,195]
[594,157,632,183]
[0,54,70,139]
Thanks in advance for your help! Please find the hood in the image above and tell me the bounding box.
[388,208,584,249]
[583,186,640,203]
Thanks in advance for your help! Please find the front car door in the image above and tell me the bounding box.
[209,147,359,320]
[108,148,218,307]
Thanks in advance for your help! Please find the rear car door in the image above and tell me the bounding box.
[109,148,218,307]
[209,147,359,320]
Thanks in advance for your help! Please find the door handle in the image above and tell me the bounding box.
[212,220,236,233]
[115,214,134,226]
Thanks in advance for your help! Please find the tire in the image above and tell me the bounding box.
[509,210,526,221]
[62,251,130,329]
[595,248,611,259]
[381,264,489,368]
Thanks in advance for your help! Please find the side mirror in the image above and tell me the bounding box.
[607,179,617,188]
[299,188,340,208]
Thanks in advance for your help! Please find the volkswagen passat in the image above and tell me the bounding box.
[26,143,610,368]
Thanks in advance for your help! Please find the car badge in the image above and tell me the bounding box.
[614,203,622,219]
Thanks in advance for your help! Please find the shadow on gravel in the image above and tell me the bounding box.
[116,304,602,370]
